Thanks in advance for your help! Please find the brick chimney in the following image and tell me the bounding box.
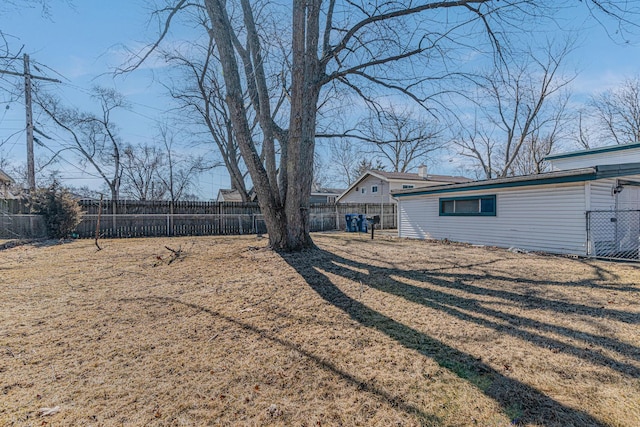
[418,165,428,179]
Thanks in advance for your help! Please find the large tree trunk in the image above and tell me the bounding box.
[205,0,320,251]
[205,0,290,249]
[284,0,321,250]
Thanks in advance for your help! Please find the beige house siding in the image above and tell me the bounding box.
[339,176,453,204]
[339,175,392,204]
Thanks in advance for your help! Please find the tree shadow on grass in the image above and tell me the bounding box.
[121,296,442,425]
[319,234,639,294]
[280,248,627,427]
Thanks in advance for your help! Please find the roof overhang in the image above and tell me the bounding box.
[392,163,640,198]
[544,143,640,161]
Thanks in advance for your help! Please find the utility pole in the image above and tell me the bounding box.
[0,54,61,192]
[24,54,35,192]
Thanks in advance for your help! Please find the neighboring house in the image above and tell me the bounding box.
[337,166,472,204]
[0,169,16,199]
[392,144,640,258]
[217,187,344,204]
[216,189,244,202]
[216,189,257,203]
[310,188,345,204]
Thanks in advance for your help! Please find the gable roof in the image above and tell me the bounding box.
[216,189,245,202]
[216,188,258,202]
[337,169,472,202]
[0,169,14,184]
[392,163,640,197]
[311,188,345,196]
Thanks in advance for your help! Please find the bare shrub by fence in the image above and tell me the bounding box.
[1,199,397,239]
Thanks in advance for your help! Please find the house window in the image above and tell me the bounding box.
[402,185,414,189]
[361,187,366,194]
[439,195,496,216]
[371,185,378,193]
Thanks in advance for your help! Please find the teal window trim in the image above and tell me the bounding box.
[439,195,496,216]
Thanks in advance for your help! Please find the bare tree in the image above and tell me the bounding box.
[162,27,253,201]
[128,0,638,250]
[37,87,125,201]
[573,108,597,150]
[455,42,574,178]
[155,125,207,203]
[352,158,386,180]
[590,76,640,145]
[360,104,445,173]
[325,138,366,187]
[120,143,166,200]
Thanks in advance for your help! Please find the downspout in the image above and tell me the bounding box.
[380,179,384,230]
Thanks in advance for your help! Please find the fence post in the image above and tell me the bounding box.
[585,211,591,257]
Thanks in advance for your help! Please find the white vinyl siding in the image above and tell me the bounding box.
[589,175,640,210]
[549,147,640,170]
[590,179,618,211]
[398,182,589,255]
[583,176,640,255]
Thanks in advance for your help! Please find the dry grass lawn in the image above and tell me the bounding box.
[1,233,639,426]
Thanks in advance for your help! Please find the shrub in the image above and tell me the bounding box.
[30,181,83,239]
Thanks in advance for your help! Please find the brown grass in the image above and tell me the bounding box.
[0,233,639,426]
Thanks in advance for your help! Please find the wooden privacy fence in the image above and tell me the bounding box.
[75,200,397,238]
[0,214,47,239]
[1,199,397,239]
[75,212,341,238]
[0,199,47,239]
[334,203,397,230]
[0,199,31,214]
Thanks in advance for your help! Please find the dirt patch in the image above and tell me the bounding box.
[0,233,638,426]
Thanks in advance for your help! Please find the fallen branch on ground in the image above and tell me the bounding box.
[165,246,182,265]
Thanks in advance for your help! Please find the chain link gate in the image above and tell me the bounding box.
[587,210,640,260]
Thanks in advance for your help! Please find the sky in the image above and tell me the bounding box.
[1,1,639,198]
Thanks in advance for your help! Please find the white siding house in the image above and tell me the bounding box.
[546,143,640,171]
[394,162,640,257]
[337,168,471,204]
[0,169,15,199]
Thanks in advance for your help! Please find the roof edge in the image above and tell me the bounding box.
[392,167,599,197]
[335,170,384,202]
[544,143,640,161]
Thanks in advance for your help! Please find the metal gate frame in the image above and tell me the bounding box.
[587,210,640,261]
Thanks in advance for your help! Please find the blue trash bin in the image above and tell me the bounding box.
[345,214,358,232]
[358,214,368,232]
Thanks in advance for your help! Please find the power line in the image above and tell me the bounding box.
[0,54,61,191]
